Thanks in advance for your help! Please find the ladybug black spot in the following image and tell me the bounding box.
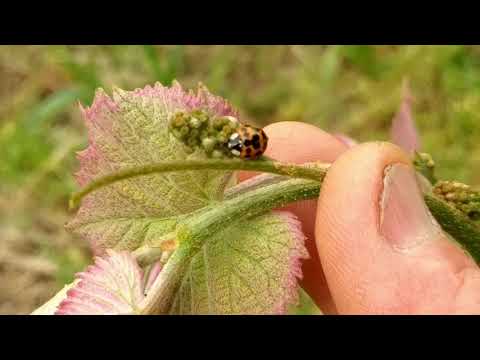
[244,139,251,146]
[252,134,260,142]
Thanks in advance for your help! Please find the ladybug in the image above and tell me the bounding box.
[227,125,268,159]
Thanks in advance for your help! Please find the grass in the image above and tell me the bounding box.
[1,45,480,314]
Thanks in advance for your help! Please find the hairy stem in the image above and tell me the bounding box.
[72,157,480,266]
[425,194,480,263]
[137,190,480,270]
[135,176,319,267]
[138,176,320,313]
[69,158,329,209]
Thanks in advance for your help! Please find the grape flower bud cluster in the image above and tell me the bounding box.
[433,180,480,221]
[169,110,240,158]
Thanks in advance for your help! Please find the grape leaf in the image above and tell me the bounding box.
[66,82,238,254]
[390,80,420,153]
[169,211,308,314]
[55,250,161,315]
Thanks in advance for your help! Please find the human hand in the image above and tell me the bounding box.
[240,121,480,314]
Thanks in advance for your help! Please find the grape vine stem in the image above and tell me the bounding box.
[69,158,480,266]
[69,158,329,210]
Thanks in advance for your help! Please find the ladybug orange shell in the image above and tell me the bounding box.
[227,125,268,159]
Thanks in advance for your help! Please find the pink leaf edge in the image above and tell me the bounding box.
[55,250,162,315]
[74,81,238,188]
[390,79,421,153]
[271,210,310,314]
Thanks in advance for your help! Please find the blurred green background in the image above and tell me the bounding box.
[1,45,480,314]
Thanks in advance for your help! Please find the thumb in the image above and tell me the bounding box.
[315,142,479,314]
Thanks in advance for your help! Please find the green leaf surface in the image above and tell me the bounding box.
[169,211,308,314]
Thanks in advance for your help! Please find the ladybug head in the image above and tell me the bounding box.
[227,132,243,157]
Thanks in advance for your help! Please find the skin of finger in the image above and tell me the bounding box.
[237,121,348,313]
[315,141,480,314]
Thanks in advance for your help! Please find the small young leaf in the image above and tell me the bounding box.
[56,250,149,315]
[66,82,238,254]
[390,80,420,153]
[169,211,308,314]
[333,133,357,148]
